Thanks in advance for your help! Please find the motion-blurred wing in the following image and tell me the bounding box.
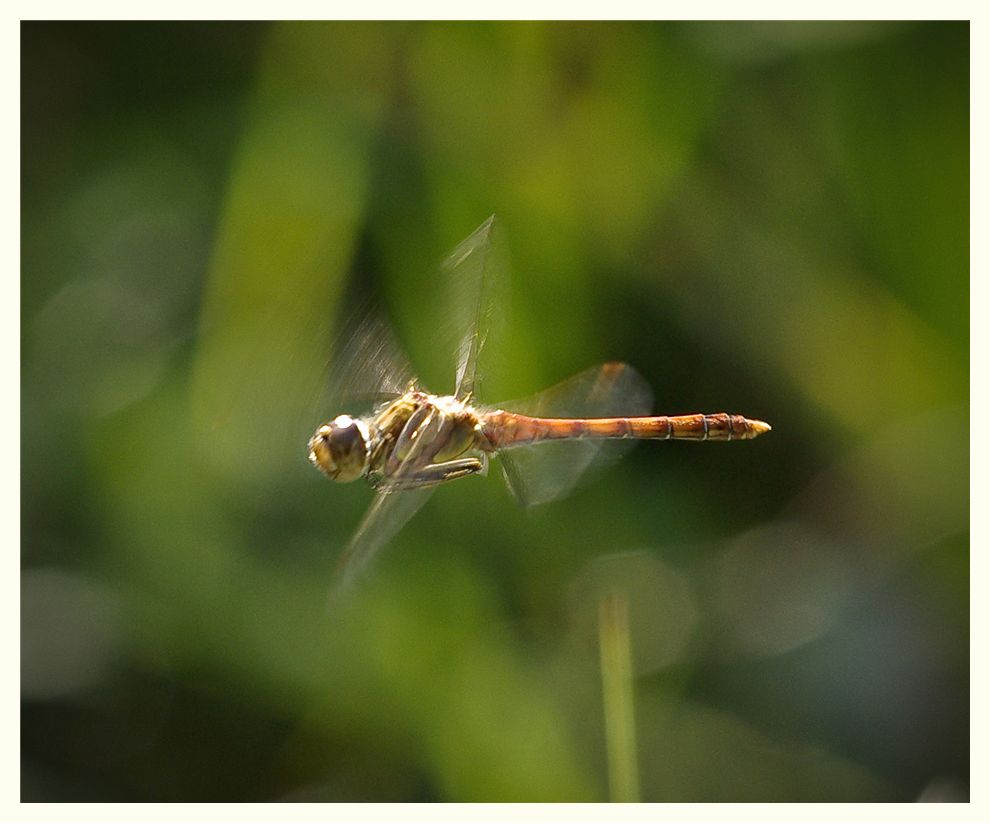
[496,362,654,507]
[330,485,436,598]
[443,216,508,402]
[318,303,416,418]
[329,388,460,597]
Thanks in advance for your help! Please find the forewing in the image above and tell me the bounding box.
[495,362,654,507]
[325,220,507,600]
[317,303,416,419]
[329,395,450,597]
[330,485,436,598]
[443,216,508,401]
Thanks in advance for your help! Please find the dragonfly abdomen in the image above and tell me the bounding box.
[482,410,770,448]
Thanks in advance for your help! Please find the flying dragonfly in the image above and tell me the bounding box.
[309,217,770,591]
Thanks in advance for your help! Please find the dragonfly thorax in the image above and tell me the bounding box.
[308,414,371,483]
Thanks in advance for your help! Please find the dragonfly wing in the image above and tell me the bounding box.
[330,393,457,595]
[318,302,416,419]
[495,362,654,507]
[330,485,436,596]
[443,216,508,401]
[326,220,508,598]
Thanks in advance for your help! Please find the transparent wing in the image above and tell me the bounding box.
[329,485,437,598]
[325,219,507,600]
[495,362,654,507]
[443,215,508,401]
[329,393,459,597]
[317,302,416,420]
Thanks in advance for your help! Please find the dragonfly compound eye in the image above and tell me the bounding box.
[308,415,369,483]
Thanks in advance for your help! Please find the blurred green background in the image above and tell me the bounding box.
[21,21,968,802]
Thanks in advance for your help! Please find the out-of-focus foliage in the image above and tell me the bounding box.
[21,21,968,801]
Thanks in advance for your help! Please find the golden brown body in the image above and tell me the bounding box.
[481,409,770,448]
[311,387,771,492]
[308,217,772,591]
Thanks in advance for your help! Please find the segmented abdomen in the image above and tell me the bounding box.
[481,410,770,449]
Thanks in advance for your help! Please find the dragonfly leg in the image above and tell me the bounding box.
[384,457,485,489]
[391,404,435,464]
[384,401,484,487]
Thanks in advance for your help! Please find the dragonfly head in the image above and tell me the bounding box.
[308,415,370,483]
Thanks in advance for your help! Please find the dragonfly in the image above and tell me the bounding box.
[309,217,770,591]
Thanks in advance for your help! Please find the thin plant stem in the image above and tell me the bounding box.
[598,588,640,803]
